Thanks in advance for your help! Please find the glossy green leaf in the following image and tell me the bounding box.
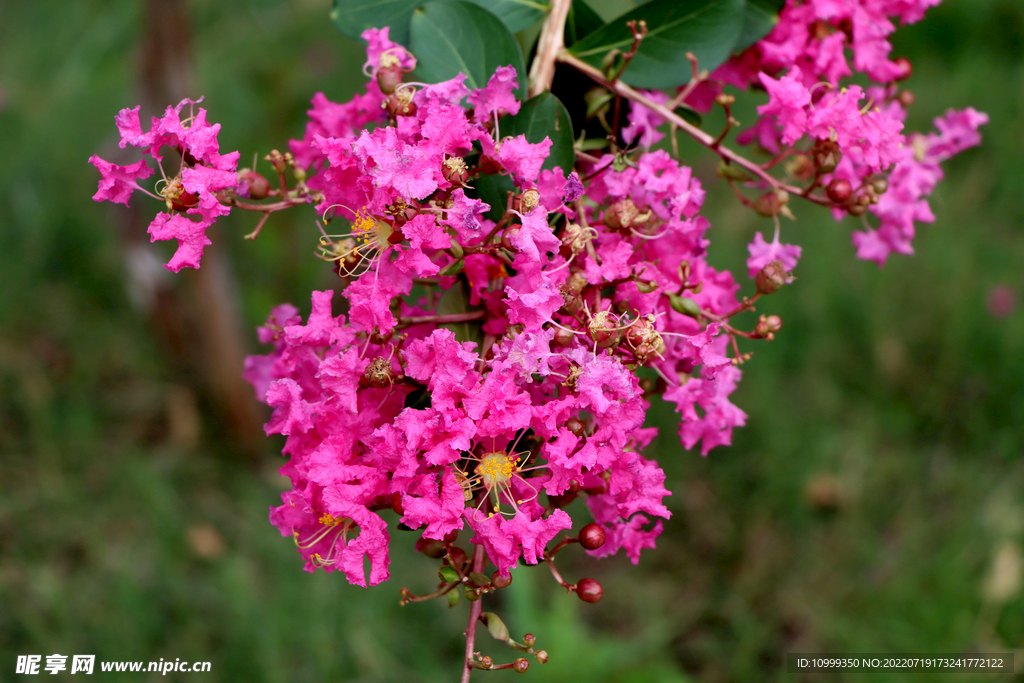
[675,104,702,128]
[735,0,784,51]
[501,91,575,172]
[330,0,420,46]
[410,0,527,98]
[474,174,517,222]
[465,0,549,33]
[568,0,747,89]
[481,612,510,641]
[438,565,460,582]
[565,0,605,47]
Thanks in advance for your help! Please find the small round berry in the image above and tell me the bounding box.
[578,523,606,551]
[492,571,513,589]
[826,178,853,204]
[576,578,603,603]
[893,56,913,81]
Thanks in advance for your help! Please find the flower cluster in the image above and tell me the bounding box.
[240,28,747,585]
[88,3,984,672]
[90,98,240,272]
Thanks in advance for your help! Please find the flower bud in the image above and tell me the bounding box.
[492,571,512,589]
[478,655,493,669]
[553,325,577,347]
[755,260,789,295]
[893,56,913,81]
[513,658,529,674]
[872,178,889,195]
[465,587,482,601]
[447,546,467,569]
[534,651,549,664]
[668,293,701,318]
[826,178,852,204]
[266,149,287,174]
[578,523,606,551]
[846,202,867,217]
[523,633,536,647]
[576,578,603,603]
[897,90,916,109]
[239,169,270,200]
[377,61,404,95]
[765,314,782,333]
[784,154,816,181]
[714,93,736,106]
[812,139,842,173]
[416,538,447,558]
[565,418,586,437]
[752,190,789,218]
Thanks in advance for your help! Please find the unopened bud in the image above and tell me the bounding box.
[812,140,842,173]
[765,314,782,332]
[534,651,549,664]
[668,293,701,318]
[784,154,816,181]
[447,546,467,569]
[416,538,447,558]
[513,658,529,673]
[714,93,735,106]
[239,169,270,200]
[752,190,789,218]
[897,90,916,109]
[893,56,913,81]
[266,149,287,174]
[465,587,482,601]
[576,578,603,603]
[553,325,577,347]
[872,178,889,195]
[377,62,404,95]
[846,202,867,217]
[755,260,789,295]
[478,655,492,668]
[523,633,536,647]
[578,523,606,551]
[492,571,512,589]
[826,178,853,204]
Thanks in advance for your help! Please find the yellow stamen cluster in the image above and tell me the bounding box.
[475,451,516,489]
[319,513,343,527]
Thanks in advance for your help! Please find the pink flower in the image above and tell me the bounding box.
[495,135,552,188]
[88,156,153,206]
[746,231,802,277]
[467,65,521,124]
[757,67,811,145]
[361,27,416,75]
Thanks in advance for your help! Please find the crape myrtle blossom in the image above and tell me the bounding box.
[90,3,982,671]
[90,98,240,272]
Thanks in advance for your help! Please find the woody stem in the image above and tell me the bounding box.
[461,543,487,683]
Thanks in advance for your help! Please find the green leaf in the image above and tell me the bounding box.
[675,104,702,128]
[568,0,747,90]
[474,173,517,222]
[501,92,575,173]
[481,612,510,641]
[410,0,527,98]
[436,279,483,345]
[330,0,420,46]
[565,0,605,48]
[439,565,460,582]
[465,0,549,34]
[735,0,784,52]
[468,571,491,587]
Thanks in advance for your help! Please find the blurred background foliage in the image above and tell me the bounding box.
[1,0,1022,681]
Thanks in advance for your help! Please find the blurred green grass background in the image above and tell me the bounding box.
[1,0,1022,681]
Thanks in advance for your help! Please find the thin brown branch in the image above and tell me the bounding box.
[557,51,831,206]
[528,0,573,97]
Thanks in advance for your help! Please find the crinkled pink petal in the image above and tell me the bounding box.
[89,155,154,206]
